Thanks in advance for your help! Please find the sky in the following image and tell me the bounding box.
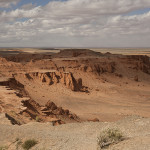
[0,0,150,48]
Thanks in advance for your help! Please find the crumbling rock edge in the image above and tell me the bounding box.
[18,71,88,92]
[0,77,80,126]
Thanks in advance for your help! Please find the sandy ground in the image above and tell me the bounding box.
[0,116,150,150]
[91,48,150,56]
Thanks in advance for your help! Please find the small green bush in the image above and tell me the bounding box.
[97,128,123,149]
[22,139,38,150]
[0,146,8,150]
[35,116,41,122]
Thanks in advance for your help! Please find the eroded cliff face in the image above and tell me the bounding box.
[23,71,85,92]
[80,62,115,75]
[126,55,150,74]
[0,57,7,63]
[1,49,150,126]
[0,77,80,125]
[20,99,79,125]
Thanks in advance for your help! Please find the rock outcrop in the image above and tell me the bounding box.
[20,99,80,125]
[23,71,85,91]
[80,62,115,75]
[0,113,13,125]
[4,53,52,62]
[52,49,103,58]
[127,55,150,74]
[0,57,7,63]
[43,100,79,120]
[0,76,80,125]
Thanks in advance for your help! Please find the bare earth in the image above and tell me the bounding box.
[0,48,150,149]
[0,116,150,150]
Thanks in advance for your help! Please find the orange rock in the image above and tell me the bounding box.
[45,101,57,110]
[88,118,99,122]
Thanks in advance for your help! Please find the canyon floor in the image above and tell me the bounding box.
[0,48,150,149]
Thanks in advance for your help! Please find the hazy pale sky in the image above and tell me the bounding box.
[0,0,150,47]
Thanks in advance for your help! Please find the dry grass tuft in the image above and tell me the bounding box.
[97,128,124,149]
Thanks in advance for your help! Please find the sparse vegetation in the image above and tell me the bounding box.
[35,116,40,122]
[0,146,8,150]
[97,128,124,149]
[22,139,38,150]
[15,138,22,150]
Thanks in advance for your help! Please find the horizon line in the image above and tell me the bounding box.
[1,47,150,49]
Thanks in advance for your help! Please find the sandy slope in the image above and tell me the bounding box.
[0,116,150,150]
